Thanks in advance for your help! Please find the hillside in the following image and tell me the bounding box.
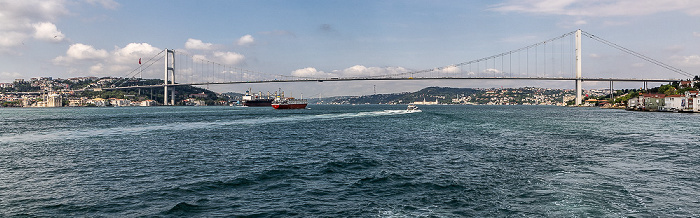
[325,86,575,105]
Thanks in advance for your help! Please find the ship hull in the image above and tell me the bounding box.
[242,99,273,107]
[272,103,307,109]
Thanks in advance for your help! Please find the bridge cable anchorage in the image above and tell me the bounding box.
[581,31,693,78]
[115,49,166,87]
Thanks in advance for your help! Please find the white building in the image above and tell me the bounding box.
[46,93,62,107]
[627,95,644,110]
[140,100,157,106]
[110,99,130,107]
[413,98,439,105]
[69,98,89,107]
[686,91,699,112]
[88,98,109,107]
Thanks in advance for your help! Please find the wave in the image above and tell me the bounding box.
[163,202,203,215]
[0,110,415,144]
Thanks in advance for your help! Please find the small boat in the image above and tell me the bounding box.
[406,103,421,112]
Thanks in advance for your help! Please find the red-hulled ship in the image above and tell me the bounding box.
[271,90,308,109]
[272,98,308,109]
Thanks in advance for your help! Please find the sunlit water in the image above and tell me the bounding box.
[1,105,699,217]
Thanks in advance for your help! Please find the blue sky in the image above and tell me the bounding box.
[1,0,699,96]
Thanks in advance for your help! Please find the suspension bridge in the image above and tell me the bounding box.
[106,29,691,105]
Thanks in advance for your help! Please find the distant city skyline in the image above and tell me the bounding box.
[1,0,699,96]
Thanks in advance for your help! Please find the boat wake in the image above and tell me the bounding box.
[0,110,418,144]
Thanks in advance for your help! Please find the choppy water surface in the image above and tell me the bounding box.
[1,105,699,217]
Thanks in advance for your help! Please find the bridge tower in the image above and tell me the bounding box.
[164,49,175,105]
[575,29,583,105]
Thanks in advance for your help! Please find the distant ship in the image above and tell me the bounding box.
[271,90,307,109]
[241,89,273,107]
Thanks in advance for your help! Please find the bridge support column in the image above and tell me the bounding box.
[164,49,176,105]
[575,29,583,105]
[576,79,582,105]
[610,81,614,100]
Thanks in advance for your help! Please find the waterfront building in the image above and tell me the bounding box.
[140,100,157,106]
[685,91,699,112]
[663,95,686,112]
[643,94,665,111]
[584,99,598,107]
[88,98,108,107]
[68,97,89,107]
[627,95,644,110]
[110,98,130,107]
[184,98,206,106]
[46,93,62,107]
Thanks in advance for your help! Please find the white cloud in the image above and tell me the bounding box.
[52,42,163,77]
[694,32,700,37]
[491,0,700,17]
[237,34,255,46]
[332,65,409,78]
[187,51,245,66]
[185,38,214,50]
[192,54,208,62]
[90,63,104,74]
[32,22,65,42]
[440,65,460,74]
[213,51,245,65]
[53,43,108,64]
[291,65,411,79]
[483,68,502,75]
[291,67,337,78]
[112,43,161,64]
[0,0,69,50]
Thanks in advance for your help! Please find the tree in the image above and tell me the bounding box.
[664,87,677,95]
[658,84,676,95]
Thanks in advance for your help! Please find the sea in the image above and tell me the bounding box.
[1,105,699,217]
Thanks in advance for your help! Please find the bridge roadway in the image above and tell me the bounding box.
[98,77,683,90]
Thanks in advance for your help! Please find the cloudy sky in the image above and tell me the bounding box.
[1,0,699,96]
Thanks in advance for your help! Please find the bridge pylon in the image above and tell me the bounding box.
[164,49,175,105]
[575,29,583,105]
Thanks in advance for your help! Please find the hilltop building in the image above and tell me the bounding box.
[413,98,439,105]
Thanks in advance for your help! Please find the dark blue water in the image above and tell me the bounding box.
[1,105,699,217]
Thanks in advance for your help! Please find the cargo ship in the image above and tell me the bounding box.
[271,90,307,109]
[241,89,273,107]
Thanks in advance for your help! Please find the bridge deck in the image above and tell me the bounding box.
[98,77,682,90]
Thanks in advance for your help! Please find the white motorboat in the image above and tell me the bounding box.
[406,103,421,112]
